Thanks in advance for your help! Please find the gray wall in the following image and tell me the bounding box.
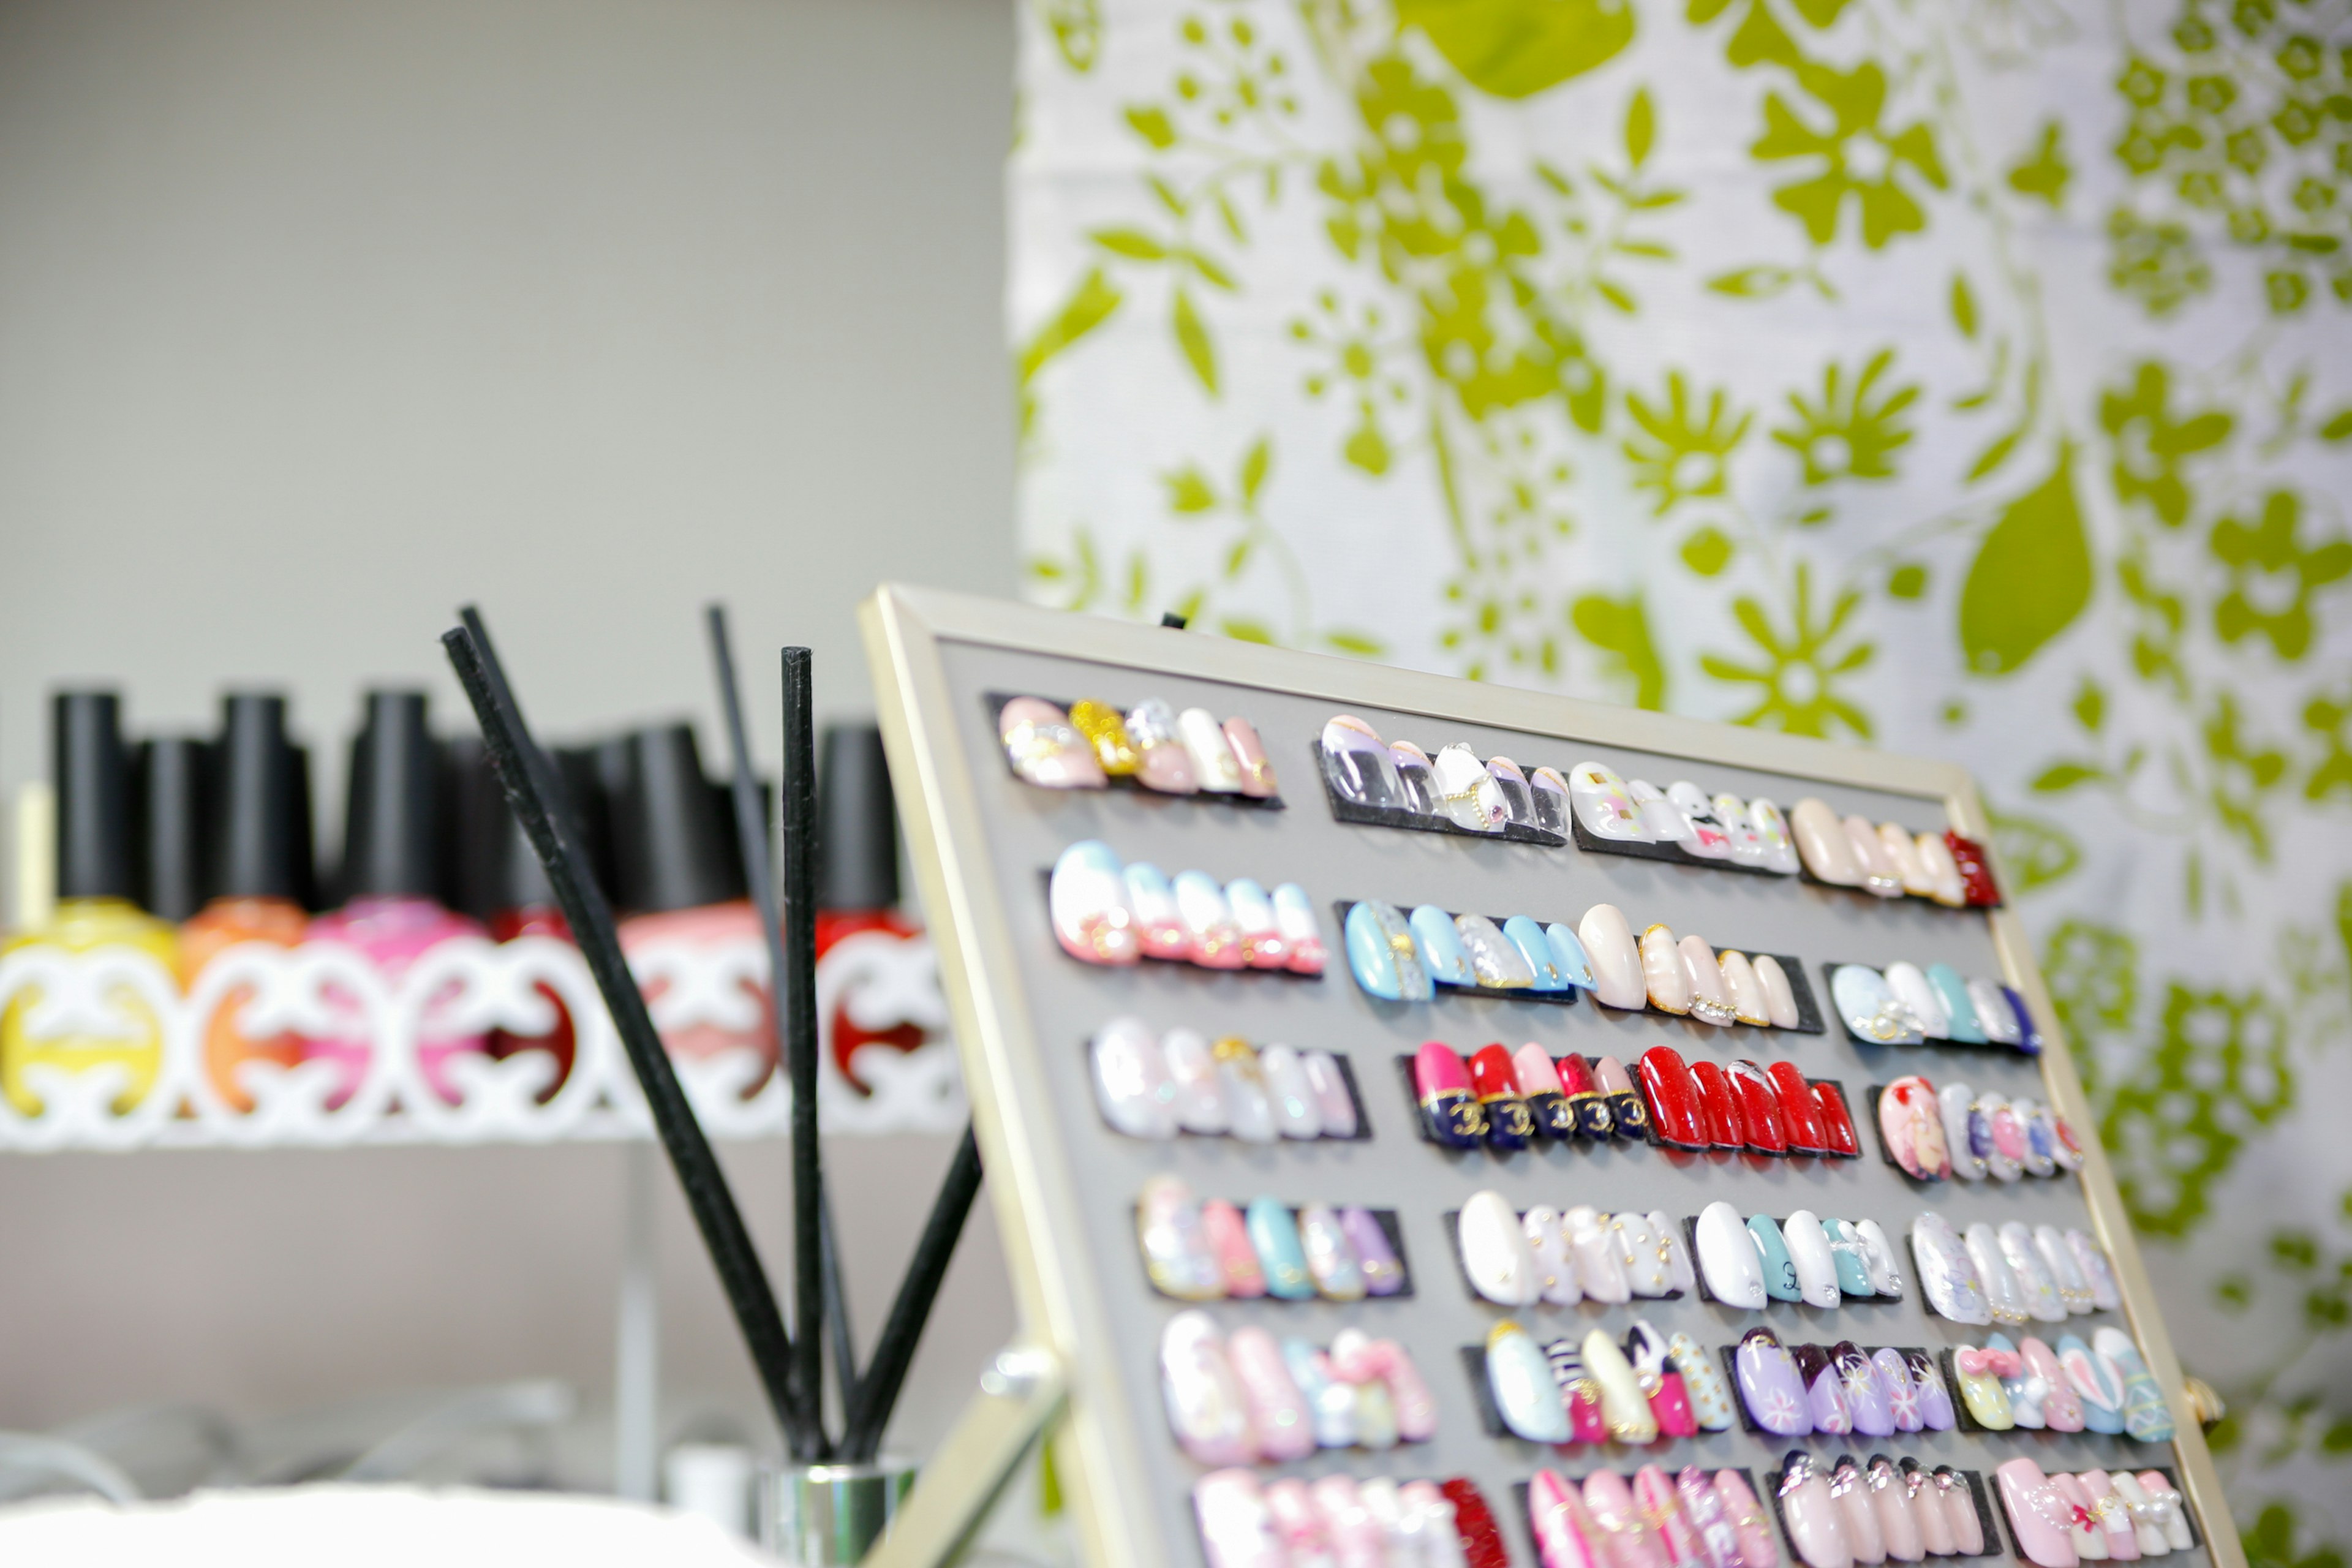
[0,0,1022,1491]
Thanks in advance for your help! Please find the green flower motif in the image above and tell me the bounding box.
[1751,61,1949,249]
[2103,982,2291,1235]
[2211,489,2352,658]
[2119,56,2168,108]
[2108,206,2212,317]
[2305,687,2352,802]
[1623,372,1751,515]
[2041,918,2138,1099]
[2205,692,2292,859]
[1700,562,1875,739]
[2098,361,2232,526]
[1771,349,1920,485]
[1289,292,1412,476]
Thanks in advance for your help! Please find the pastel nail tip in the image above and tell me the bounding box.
[1885,962,1949,1038]
[1540,922,1598,991]
[1049,840,1140,965]
[1245,1199,1313,1298]
[1782,1210,1844,1307]
[1433,742,1507,832]
[1458,913,1537,988]
[1488,756,1537,829]
[1091,1019,1178,1139]
[999,697,1106,789]
[1637,924,1694,1014]
[1680,934,1737,1023]
[1489,1321,1572,1443]
[1320,715,1401,809]
[1791,797,1863,885]
[1834,965,1921,1045]
[1410,903,1475,986]
[1570,760,1652,842]
[1528,766,1571,835]
[1460,1189,1537,1306]
[1502,914,1569,990]
[1579,903,1648,1011]
[1926,963,1988,1042]
[1720,949,1773,1026]
[1697,1201,1768,1308]
[1345,900,1431,1001]
[1996,1460,2082,1568]
[1218,716,1278,797]
[1737,1330,1812,1435]
[1178,707,1246,792]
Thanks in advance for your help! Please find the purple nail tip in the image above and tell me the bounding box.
[1874,1348,1923,1433]
[1836,1343,1895,1436]
[1736,1329,1812,1436]
[1903,1348,1958,1431]
[1792,1344,1852,1434]
[1340,1206,1404,1295]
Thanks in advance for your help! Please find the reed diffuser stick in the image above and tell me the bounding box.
[840,1121,984,1463]
[442,619,815,1455]
[778,647,826,1460]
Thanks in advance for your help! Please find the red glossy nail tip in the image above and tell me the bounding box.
[1637,1045,1707,1150]
[1811,1078,1861,1158]
[1766,1059,1828,1154]
[1468,1042,1533,1151]
[1725,1059,1788,1154]
[1688,1058,1744,1150]
[1440,1478,1511,1568]
[1945,831,2000,906]
[1556,1052,1615,1140]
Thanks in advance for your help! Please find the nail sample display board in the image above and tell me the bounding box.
[861,586,2234,1568]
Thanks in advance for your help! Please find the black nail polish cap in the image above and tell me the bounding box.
[453,736,608,918]
[138,735,213,921]
[340,689,442,902]
[213,692,310,903]
[611,722,744,916]
[54,690,138,903]
[816,722,899,913]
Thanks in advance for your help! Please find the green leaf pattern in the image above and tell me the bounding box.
[1014,0,2352,1542]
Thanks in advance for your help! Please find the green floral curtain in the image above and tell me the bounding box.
[1012,0,2352,1550]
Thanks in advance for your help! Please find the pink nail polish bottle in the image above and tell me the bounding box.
[610,723,774,1075]
[305,691,488,1106]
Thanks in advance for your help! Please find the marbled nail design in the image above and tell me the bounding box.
[1458,913,1537,988]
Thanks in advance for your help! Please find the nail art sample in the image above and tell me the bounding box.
[2045,1474,2104,1564]
[1754,953,1803,1029]
[1570,760,1653,841]
[2022,1336,2084,1431]
[1246,1197,1313,1300]
[1446,1479,1512,1568]
[1900,1461,1952,1558]
[1161,1311,1254,1464]
[1696,1202,1769,1308]
[1529,766,1572,837]
[1458,913,1537,989]
[1969,976,2021,1046]
[1524,1205,1582,1306]
[1489,1320,1572,1442]
[2108,1474,2166,1558]
[1163,1030,1230,1131]
[1411,903,1476,988]
[1829,1456,1884,1566]
[1750,1213,1804,1302]
[1718,1469,1784,1568]
[1926,963,1988,1044]
[1459,1188,1539,1306]
[1629,777,1692,843]
[1792,797,1864,886]
[1868,1457,1923,1564]
[1613,1210,1675,1299]
[1642,924,1695,1014]
[1516,1043,1576,1139]
[1139,1176,1223,1299]
[1264,1479,1335,1564]
[1748,798,1803,876]
[1955,1342,2019,1430]
[1767,1060,1828,1153]
[1845,815,1904,897]
[1583,1469,1664,1568]
[1880,822,1935,897]
[1902,1348,1958,1431]
[1202,1199,1267,1298]
[1050,840,1140,965]
[1678,1468,1744,1568]
[1301,1049,1356,1137]
[1346,900,1431,1001]
[1226,880,1288,971]
[1946,832,2000,905]
[1298,1203,1366,1301]
[1627,1324,1697,1441]
[1585,1327,1659,1443]
[1338,1207,1406,1297]
[1566,1204,1632,1303]
[1218,717,1277,799]
[1977,1094,2024,1182]
[1815,1081,1863,1158]
[1558,1052,1615,1140]
[1793,1342,1853,1434]
[1856,1219,1907,1298]
[1471,1042,1534,1150]
[2007,987,2046,1054]
[1913,832,1967,907]
[1966,1221,2030,1326]
[1390,741,1439,817]
[1531,1469,1606,1568]
[1725,1060,1788,1154]
[1347,1331,1438,1441]
[1683,935,1738,1025]
[1637,1463,1707,1567]
[2068,1230,2123,1311]
[2001,1222,2069,1323]
[1433,743,1508,832]
[1717,791,1770,869]
[1178,708,1246,793]
[1654,1210,1698,1297]
[1667,780,1735,859]
[1934,1469,1983,1555]
[1880,1075,1953,1182]
[1314,1476,1384,1563]
[1543,922,1599,992]
[1640,1046,1707,1149]
[1193,1468,1280,1568]
[1833,965,1924,1046]
[1216,1038,1278,1144]
[1885,962,1950,1039]
[2016,1099,2060,1178]
[1836,1343,1895,1436]
[1716,951,1770,1029]
[1996,1459,2081,1568]
[1784,1210,1844,1308]
[1172,871,1246,969]
[2139,1472,2193,1551]
[1912,1213,1991,1325]
[1000,698,1105,789]
[1090,1017,1178,1140]
[1121,861,1189,960]
[1284,1340,1357,1449]
[1596,1055,1652,1138]
[1505,914,1571,991]
[2034,1224,2094,1314]
[1939,1082,1986,1180]
[1576,903,1647,1011]
[1824,1219,1874,1300]
[1779,1452,1852,1568]
[1321,715,1401,809]
[1547,1340,1611,1445]
[1127,700,1200,794]
[1066,699,1141,778]
[1257,1044,1322,1139]
[1737,1329,1812,1434]
[1876,1348,1923,1432]
[1488,756,1538,831]
[2094,1327,2175,1442]
[1673,1068,1738,1150]
[1224,1325,1313,1461]
[1409,1042,1480,1153]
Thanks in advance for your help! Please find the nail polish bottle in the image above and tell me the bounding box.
[306,690,488,1105]
[611,723,772,1072]
[812,725,926,1091]
[2,693,181,1114]
[136,734,213,927]
[181,694,314,1110]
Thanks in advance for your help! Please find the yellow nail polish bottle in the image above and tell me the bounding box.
[1,693,178,1115]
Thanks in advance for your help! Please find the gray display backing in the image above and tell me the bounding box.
[938,635,2202,1568]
